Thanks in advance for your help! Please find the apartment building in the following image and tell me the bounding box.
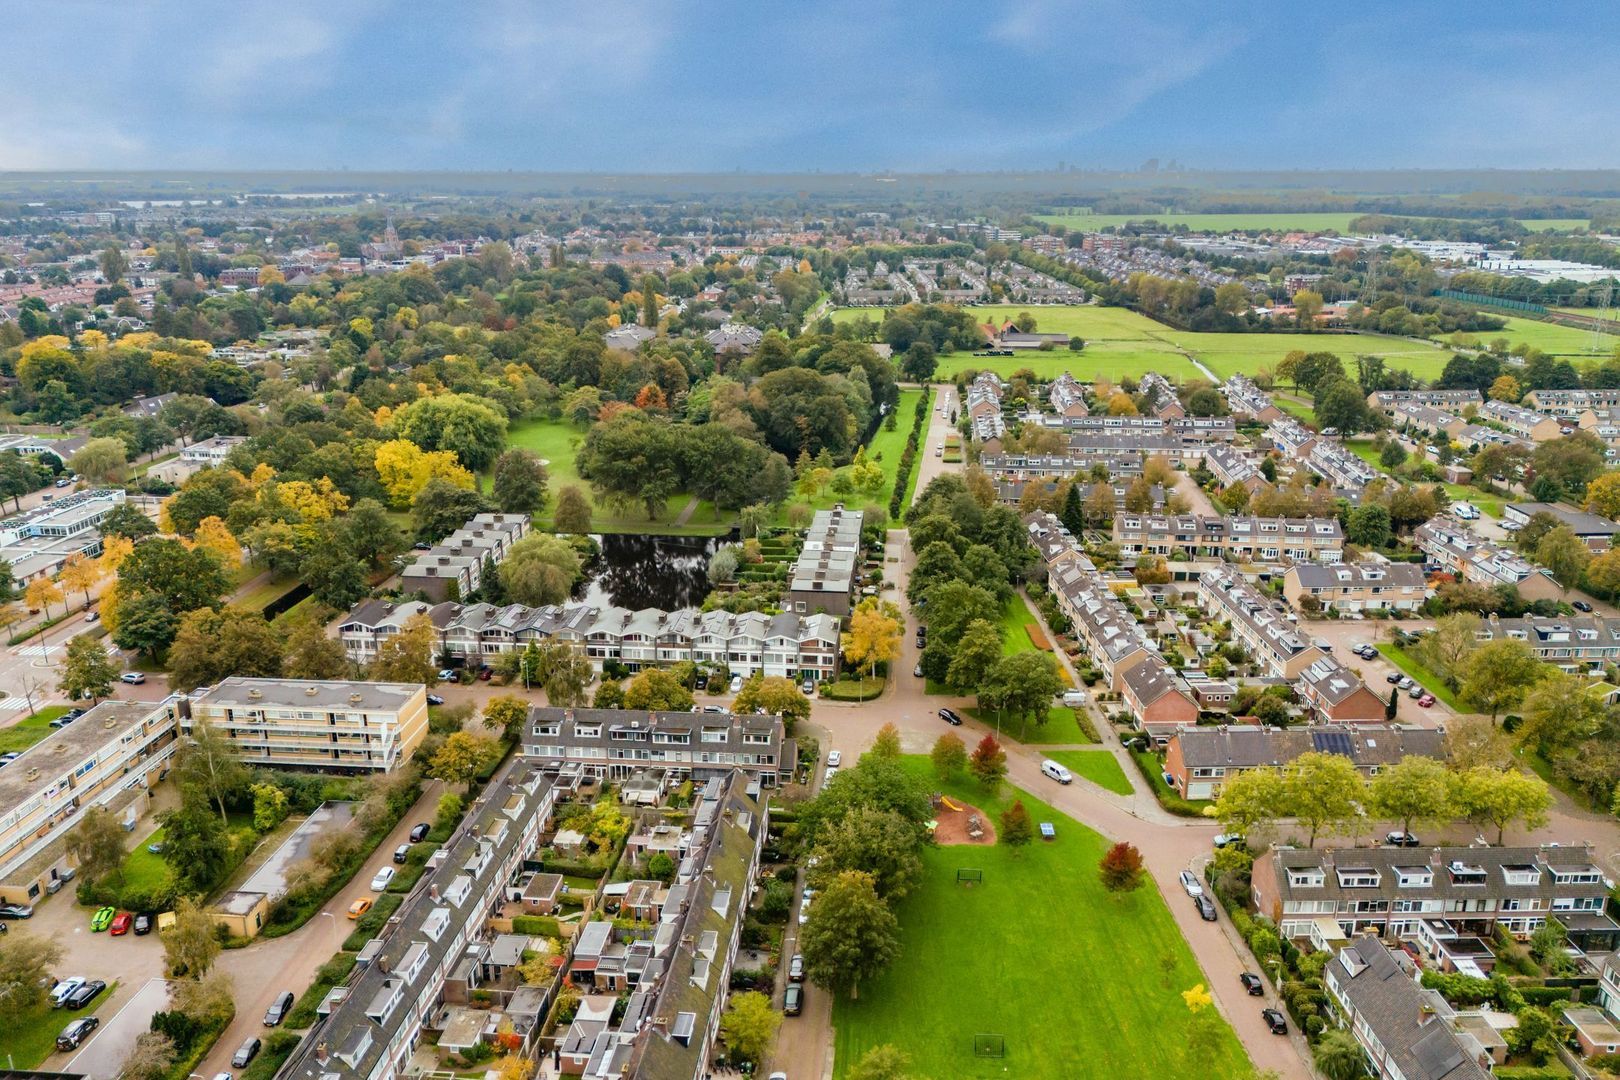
[1164,724,1446,800]
[1138,371,1185,418]
[1064,430,1190,461]
[1024,511,1094,574]
[400,513,530,602]
[1046,372,1089,418]
[1470,612,1620,671]
[1204,444,1262,492]
[1478,399,1564,442]
[522,707,795,787]
[1414,515,1562,600]
[1523,387,1620,418]
[1199,567,1326,679]
[278,762,557,1080]
[1324,937,1493,1080]
[1282,561,1429,612]
[1307,439,1382,495]
[0,700,179,903]
[554,772,765,1079]
[1115,513,1344,564]
[1252,843,1618,947]
[182,678,430,774]
[1296,655,1390,724]
[1503,502,1618,552]
[1221,375,1282,423]
[1046,558,1154,690]
[1575,408,1620,461]
[1390,402,1467,440]
[1052,415,1235,441]
[786,505,864,618]
[966,373,1003,422]
[178,435,247,465]
[0,487,127,584]
[1267,417,1317,458]
[1368,389,1482,413]
[341,599,843,683]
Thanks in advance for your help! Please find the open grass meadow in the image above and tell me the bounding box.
[832,759,1251,1080]
[1446,315,1617,358]
[834,303,1454,383]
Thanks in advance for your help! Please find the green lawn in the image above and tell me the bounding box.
[1034,211,1362,234]
[1047,750,1134,795]
[1273,396,1318,426]
[1376,644,1463,711]
[1445,316,1615,358]
[1554,305,1620,321]
[0,980,115,1068]
[1440,483,1504,518]
[502,418,700,533]
[0,706,71,755]
[1517,219,1592,232]
[833,759,1251,1080]
[779,388,928,526]
[966,705,1095,745]
[117,826,175,893]
[998,594,1043,656]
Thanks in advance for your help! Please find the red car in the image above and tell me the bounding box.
[1417,694,1436,708]
[109,911,133,936]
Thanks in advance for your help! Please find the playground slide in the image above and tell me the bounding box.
[940,795,965,811]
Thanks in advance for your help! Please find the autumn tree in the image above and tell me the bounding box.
[1099,841,1146,895]
[732,675,811,726]
[66,806,127,884]
[1000,798,1033,850]
[799,870,900,1000]
[930,732,967,779]
[623,668,695,711]
[968,734,1007,790]
[120,1032,176,1080]
[370,611,438,684]
[841,596,902,683]
[553,485,592,534]
[481,695,529,743]
[718,990,780,1066]
[161,898,221,977]
[24,575,62,622]
[428,731,505,788]
[167,606,283,691]
[282,615,350,680]
[871,722,902,760]
[56,552,105,609]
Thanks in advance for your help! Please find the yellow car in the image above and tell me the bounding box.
[347,897,373,920]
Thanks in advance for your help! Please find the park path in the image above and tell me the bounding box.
[670,497,700,527]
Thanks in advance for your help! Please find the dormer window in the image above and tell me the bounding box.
[1337,868,1381,888]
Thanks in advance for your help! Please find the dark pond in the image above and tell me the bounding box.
[575,533,734,610]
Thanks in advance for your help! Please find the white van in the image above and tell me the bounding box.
[1453,501,1479,520]
[1061,690,1088,706]
[1040,760,1073,785]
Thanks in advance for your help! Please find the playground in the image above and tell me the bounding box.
[931,794,996,846]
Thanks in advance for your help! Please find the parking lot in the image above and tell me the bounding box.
[61,978,171,1080]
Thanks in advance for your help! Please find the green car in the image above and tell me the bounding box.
[90,905,115,932]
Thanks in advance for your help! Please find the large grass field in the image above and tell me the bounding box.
[835,303,1454,382]
[832,759,1250,1080]
[1554,306,1620,321]
[1034,211,1363,234]
[1446,315,1616,358]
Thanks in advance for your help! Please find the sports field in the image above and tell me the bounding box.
[835,303,1454,382]
[832,759,1251,1080]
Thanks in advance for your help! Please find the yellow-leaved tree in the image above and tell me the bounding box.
[191,517,242,569]
[373,439,475,509]
[841,596,902,684]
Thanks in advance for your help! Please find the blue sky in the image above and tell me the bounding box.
[5,1,1617,172]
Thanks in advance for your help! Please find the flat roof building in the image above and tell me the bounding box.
[785,505,864,618]
[182,678,429,773]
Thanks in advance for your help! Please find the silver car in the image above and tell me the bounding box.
[1178,871,1204,898]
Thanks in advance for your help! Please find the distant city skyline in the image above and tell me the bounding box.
[6,1,1617,173]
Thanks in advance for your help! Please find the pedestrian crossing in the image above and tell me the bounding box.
[14,644,59,657]
[0,697,31,712]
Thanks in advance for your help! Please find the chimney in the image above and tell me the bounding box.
[315,1043,330,1065]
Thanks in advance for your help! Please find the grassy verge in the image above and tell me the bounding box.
[832,757,1251,1080]
[0,980,115,1068]
[1375,644,1463,711]
[998,593,1045,656]
[342,891,404,951]
[821,677,886,702]
[239,1032,304,1080]
[1046,750,1134,795]
[285,952,359,1029]
[1128,749,1213,817]
[0,706,72,754]
[118,826,174,893]
[966,705,1097,745]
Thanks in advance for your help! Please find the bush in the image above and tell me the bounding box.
[1517,986,1574,1006]
[153,1011,233,1080]
[341,892,404,951]
[512,915,562,937]
[1493,1068,1572,1080]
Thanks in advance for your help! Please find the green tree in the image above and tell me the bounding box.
[65,806,127,884]
[491,449,549,515]
[1518,670,1608,756]
[69,436,129,484]
[1284,752,1364,847]
[1536,525,1591,593]
[115,537,231,621]
[499,535,582,607]
[944,617,1002,694]
[159,801,229,894]
[392,393,509,471]
[718,990,779,1065]
[1312,1027,1368,1080]
[977,652,1064,737]
[282,616,350,680]
[1215,768,1287,836]
[807,807,924,901]
[1368,757,1453,836]
[300,542,370,611]
[173,720,250,827]
[622,668,695,711]
[0,932,63,1022]
[166,607,283,692]
[733,674,812,726]
[1451,766,1553,844]
[846,1044,914,1080]
[1344,504,1392,548]
[799,870,900,1000]
[1459,638,1544,723]
[930,732,967,779]
[251,782,290,832]
[59,631,118,701]
[553,485,592,534]
[161,898,221,977]
[410,478,492,543]
[341,498,404,567]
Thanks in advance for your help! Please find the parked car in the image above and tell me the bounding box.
[347,898,373,920]
[146,842,164,854]
[783,985,803,1016]
[90,905,116,932]
[426,694,445,706]
[938,708,962,726]
[133,913,152,935]
[1178,871,1203,898]
[1574,600,1594,612]
[56,1017,98,1051]
[393,844,410,865]
[410,822,431,843]
[51,977,86,1007]
[1385,672,1403,684]
[1398,677,1415,691]
[913,664,923,678]
[1261,1008,1288,1035]
[1418,694,1436,708]
[1408,685,1425,699]
[1213,833,1243,849]
[54,477,72,489]
[826,750,842,768]
[800,679,814,695]
[1196,894,1218,921]
[64,980,107,1010]
[84,610,99,624]
[233,1038,262,1068]
[1385,831,1421,847]
[264,991,295,1027]
[436,669,455,681]
[0,903,34,919]
[109,912,133,936]
[119,672,145,684]
[370,867,395,891]
[1240,972,1264,996]
[822,766,839,782]
[729,675,743,694]
[788,954,804,982]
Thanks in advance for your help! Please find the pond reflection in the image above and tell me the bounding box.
[576,533,734,610]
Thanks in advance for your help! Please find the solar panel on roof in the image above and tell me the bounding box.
[1312,730,1354,756]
